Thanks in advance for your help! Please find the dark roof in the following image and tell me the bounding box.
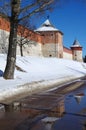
[71,39,82,47]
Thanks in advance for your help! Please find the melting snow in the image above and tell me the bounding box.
[0,54,86,100]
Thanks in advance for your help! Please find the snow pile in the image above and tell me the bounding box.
[0,54,86,101]
[15,56,86,82]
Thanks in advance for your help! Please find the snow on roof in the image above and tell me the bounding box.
[44,19,51,25]
[35,19,58,32]
[71,39,82,47]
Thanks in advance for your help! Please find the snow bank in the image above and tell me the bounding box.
[0,54,86,102]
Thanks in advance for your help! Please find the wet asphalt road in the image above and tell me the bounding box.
[0,80,86,130]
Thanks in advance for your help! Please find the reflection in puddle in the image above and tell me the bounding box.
[74,93,85,104]
[0,82,86,130]
[15,97,65,130]
[41,117,59,130]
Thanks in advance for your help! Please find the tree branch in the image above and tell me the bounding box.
[20,2,38,14]
[19,0,54,22]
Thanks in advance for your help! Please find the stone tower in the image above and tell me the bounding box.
[71,39,83,62]
[35,19,63,58]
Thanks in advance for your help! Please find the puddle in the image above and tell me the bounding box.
[0,81,86,130]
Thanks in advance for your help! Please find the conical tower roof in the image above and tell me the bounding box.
[74,96,82,104]
[71,39,82,47]
[35,19,58,32]
[74,93,84,104]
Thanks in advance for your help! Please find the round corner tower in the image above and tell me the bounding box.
[71,39,83,62]
[35,19,63,58]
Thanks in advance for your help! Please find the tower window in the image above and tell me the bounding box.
[49,54,52,57]
[45,24,50,27]
[41,34,44,36]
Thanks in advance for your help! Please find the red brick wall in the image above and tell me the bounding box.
[0,17,63,46]
[0,17,43,44]
[0,17,10,32]
[56,32,63,44]
[63,47,72,54]
[71,47,82,51]
[39,31,63,44]
[17,25,43,43]
[40,32,55,44]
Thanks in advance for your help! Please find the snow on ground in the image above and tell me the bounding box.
[0,54,86,101]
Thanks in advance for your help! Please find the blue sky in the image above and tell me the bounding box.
[35,1,86,57]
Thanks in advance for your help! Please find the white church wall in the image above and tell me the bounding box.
[57,43,63,58]
[73,50,83,62]
[0,31,42,56]
[63,51,72,60]
[17,40,42,56]
[42,43,58,57]
[0,28,83,62]
[0,29,9,54]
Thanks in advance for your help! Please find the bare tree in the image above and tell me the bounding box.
[0,0,57,79]
[17,19,36,56]
[17,26,31,57]
[3,0,20,79]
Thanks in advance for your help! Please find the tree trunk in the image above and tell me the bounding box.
[20,43,23,56]
[3,0,20,79]
[3,20,18,79]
